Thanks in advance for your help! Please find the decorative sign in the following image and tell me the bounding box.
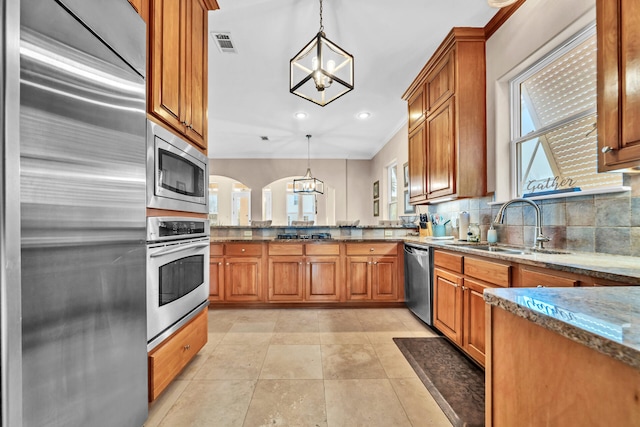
[524,176,580,197]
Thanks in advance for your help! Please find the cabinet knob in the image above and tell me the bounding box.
[184,344,191,350]
[299,262,303,265]
[226,262,230,266]
[537,284,545,288]
[241,248,245,252]
[307,262,310,265]
[601,146,614,153]
[218,262,222,266]
[462,286,467,290]
[373,261,378,265]
[368,261,372,265]
[181,121,187,126]
[370,248,375,252]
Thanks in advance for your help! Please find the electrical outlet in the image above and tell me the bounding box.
[243,230,252,237]
[384,230,393,237]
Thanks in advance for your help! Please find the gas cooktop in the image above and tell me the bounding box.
[276,233,333,240]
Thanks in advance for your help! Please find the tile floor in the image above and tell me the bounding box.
[145,307,453,427]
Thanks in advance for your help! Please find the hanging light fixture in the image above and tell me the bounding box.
[487,0,518,7]
[294,135,324,194]
[289,0,354,107]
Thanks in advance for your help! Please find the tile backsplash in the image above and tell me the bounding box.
[423,174,640,257]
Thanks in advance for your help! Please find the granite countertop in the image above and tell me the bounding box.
[484,287,640,371]
[209,234,640,285]
[403,236,640,285]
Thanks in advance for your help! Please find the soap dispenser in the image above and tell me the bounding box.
[487,225,498,244]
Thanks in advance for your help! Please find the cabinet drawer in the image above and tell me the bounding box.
[148,308,208,401]
[305,243,340,256]
[210,243,224,256]
[226,243,262,257]
[346,242,398,256]
[519,268,579,288]
[433,250,463,273]
[269,243,304,256]
[464,256,511,287]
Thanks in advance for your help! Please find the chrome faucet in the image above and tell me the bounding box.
[493,198,550,250]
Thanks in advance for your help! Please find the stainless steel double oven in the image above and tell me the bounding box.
[146,121,210,351]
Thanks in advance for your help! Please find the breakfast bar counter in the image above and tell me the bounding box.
[483,286,640,426]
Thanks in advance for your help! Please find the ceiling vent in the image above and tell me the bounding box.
[211,32,237,54]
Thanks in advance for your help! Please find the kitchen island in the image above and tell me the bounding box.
[483,286,640,426]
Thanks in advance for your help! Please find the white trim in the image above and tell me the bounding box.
[489,186,631,205]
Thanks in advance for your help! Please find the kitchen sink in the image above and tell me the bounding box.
[451,244,572,256]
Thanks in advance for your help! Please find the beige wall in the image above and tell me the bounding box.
[486,0,596,201]
[209,158,375,225]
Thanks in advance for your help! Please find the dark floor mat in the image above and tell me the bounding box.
[393,337,484,427]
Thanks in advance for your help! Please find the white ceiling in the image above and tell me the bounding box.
[207,0,499,160]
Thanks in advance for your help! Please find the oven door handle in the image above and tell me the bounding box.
[149,242,209,258]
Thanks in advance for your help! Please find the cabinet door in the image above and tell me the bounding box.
[463,277,489,366]
[268,256,304,301]
[426,51,454,114]
[408,124,427,203]
[371,256,398,300]
[150,0,186,133]
[225,257,262,301]
[183,0,207,149]
[597,0,640,171]
[346,256,371,300]
[306,256,340,302]
[433,267,463,345]
[407,86,425,131]
[426,97,456,200]
[209,256,224,302]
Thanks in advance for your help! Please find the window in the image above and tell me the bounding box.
[510,23,622,198]
[286,183,316,224]
[387,162,398,220]
[208,181,219,225]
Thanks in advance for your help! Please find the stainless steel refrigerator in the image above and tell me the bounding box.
[19,1,147,425]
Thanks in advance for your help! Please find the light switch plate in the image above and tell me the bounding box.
[384,230,393,237]
[243,230,252,237]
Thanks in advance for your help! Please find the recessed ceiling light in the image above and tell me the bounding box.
[357,111,371,119]
[294,112,308,119]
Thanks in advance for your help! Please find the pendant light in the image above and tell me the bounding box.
[289,0,354,107]
[294,135,324,194]
[487,0,518,7]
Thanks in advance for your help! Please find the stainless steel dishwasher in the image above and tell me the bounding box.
[404,244,433,325]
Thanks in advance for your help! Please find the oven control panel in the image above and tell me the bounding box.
[147,217,210,242]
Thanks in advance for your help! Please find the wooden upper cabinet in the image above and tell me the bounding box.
[408,125,427,203]
[426,97,455,199]
[425,51,454,115]
[402,27,487,204]
[597,0,640,171]
[149,0,212,152]
[407,86,426,132]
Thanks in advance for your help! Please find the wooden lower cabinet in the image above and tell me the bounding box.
[306,256,340,301]
[209,256,224,301]
[346,256,400,301]
[268,256,305,301]
[148,308,208,402]
[433,267,463,344]
[209,241,404,305]
[267,243,341,302]
[462,278,489,365]
[225,256,262,302]
[433,250,509,366]
[486,306,640,426]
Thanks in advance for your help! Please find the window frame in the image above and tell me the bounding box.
[507,22,622,198]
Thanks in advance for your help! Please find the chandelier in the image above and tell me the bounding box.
[293,135,324,194]
[289,0,354,107]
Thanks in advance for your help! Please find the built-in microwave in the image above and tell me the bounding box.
[147,120,209,213]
